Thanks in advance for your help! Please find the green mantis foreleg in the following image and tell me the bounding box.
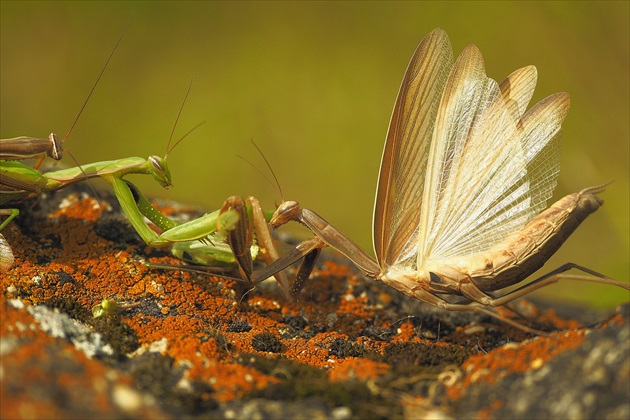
[118,179,250,265]
[0,209,20,231]
[110,178,238,248]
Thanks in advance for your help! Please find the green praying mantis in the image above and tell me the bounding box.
[0,18,238,272]
[0,70,273,274]
[0,23,294,298]
[0,121,244,266]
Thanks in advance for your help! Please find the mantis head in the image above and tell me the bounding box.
[270,201,301,229]
[148,155,173,189]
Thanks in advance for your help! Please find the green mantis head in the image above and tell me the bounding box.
[148,155,173,189]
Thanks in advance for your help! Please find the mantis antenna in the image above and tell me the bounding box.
[165,77,195,159]
[63,17,133,206]
[63,16,132,150]
[237,140,285,203]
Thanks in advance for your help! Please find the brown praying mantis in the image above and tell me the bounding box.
[214,28,628,333]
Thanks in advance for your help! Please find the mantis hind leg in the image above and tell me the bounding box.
[404,282,550,335]
[446,264,629,334]
[463,263,629,308]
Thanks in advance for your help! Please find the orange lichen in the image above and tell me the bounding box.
[192,362,278,402]
[328,358,390,382]
[445,329,588,400]
[391,320,418,343]
[52,193,104,222]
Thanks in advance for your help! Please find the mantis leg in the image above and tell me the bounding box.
[123,180,237,263]
[221,196,254,279]
[0,208,20,231]
[394,282,550,335]
[247,196,292,297]
[290,247,322,298]
[423,264,629,335]
[249,236,327,299]
[460,263,629,308]
[107,178,238,248]
[271,206,382,278]
[220,196,294,299]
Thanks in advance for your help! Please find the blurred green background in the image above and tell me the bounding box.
[2,1,628,309]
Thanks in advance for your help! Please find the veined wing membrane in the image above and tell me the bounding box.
[499,66,538,119]
[520,92,568,203]
[437,91,568,258]
[374,28,453,268]
[417,47,569,263]
[434,78,566,258]
[418,45,530,263]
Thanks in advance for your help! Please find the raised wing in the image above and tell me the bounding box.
[416,45,568,265]
[373,28,453,268]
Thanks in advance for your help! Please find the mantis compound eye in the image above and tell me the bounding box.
[149,156,164,172]
[48,133,62,160]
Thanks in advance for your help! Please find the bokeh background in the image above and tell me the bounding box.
[2,1,628,308]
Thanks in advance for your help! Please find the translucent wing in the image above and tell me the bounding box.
[519,91,569,218]
[373,28,453,268]
[416,46,568,265]
[499,66,538,118]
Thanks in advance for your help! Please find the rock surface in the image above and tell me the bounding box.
[2,184,628,419]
